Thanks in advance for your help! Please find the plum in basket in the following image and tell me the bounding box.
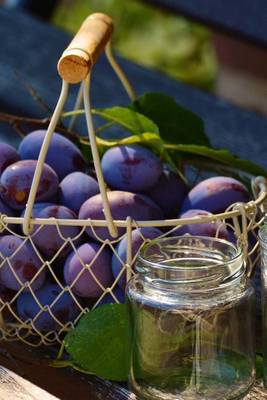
[79,191,163,241]
[19,130,86,180]
[181,176,250,214]
[101,144,162,192]
[0,160,59,210]
[17,282,80,331]
[64,242,113,298]
[0,235,45,291]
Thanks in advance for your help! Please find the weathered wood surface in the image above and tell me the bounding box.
[143,0,267,47]
[0,341,135,400]
[0,366,59,400]
[0,7,267,172]
[248,385,267,400]
[0,341,266,400]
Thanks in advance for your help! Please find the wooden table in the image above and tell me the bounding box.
[0,340,266,399]
[0,5,267,399]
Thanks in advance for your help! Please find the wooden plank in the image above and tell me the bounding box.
[247,385,267,400]
[0,366,59,400]
[143,0,267,48]
[0,341,266,399]
[0,341,136,400]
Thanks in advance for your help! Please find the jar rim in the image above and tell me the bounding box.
[138,235,243,276]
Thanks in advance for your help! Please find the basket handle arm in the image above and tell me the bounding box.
[23,13,118,238]
[22,80,69,236]
[57,13,113,84]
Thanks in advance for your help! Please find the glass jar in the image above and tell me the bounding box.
[259,224,267,387]
[127,236,255,400]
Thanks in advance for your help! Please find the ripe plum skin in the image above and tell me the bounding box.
[64,242,113,298]
[18,130,86,179]
[31,205,80,259]
[16,283,80,331]
[59,172,99,213]
[0,143,20,175]
[0,160,59,210]
[79,191,163,240]
[101,145,162,191]
[172,209,231,240]
[0,235,45,291]
[181,176,250,213]
[20,202,56,219]
[142,165,188,217]
[0,198,14,217]
[112,227,162,289]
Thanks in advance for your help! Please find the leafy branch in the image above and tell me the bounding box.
[1,92,266,179]
[73,96,266,177]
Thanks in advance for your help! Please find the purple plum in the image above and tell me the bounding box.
[79,191,163,241]
[20,202,56,219]
[142,165,188,217]
[101,145,162,191]
[16,283,80,331]
[0,160,59,210]
[18,130,86,179]
[181,176,250,214]
[0,142,20,175]
[64,242,113,298]
[31,205,80,259]
[172,209,231,240]
[0,235,45,291]
[112,227,162,289]
[59,172,99,213]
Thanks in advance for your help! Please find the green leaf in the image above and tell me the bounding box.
[95,132,181,172]
[51,360,76,368]
[63,304,131,381]
[132,92,210,146]
[93,106,159,135]
[51,359,96,375]
[165,143,267,176]
[96,132,164,155]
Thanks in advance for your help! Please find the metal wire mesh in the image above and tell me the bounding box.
[0,185,265,346]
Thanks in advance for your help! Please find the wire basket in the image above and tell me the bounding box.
[0,13,266,347]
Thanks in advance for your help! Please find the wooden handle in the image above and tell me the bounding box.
[57,13,113,83]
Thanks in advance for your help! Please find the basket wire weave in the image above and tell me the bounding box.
[0,13,266,346]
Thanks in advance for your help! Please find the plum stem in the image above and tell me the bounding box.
[0,112,81,143]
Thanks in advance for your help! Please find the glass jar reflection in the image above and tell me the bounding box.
[127,236,255,400]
